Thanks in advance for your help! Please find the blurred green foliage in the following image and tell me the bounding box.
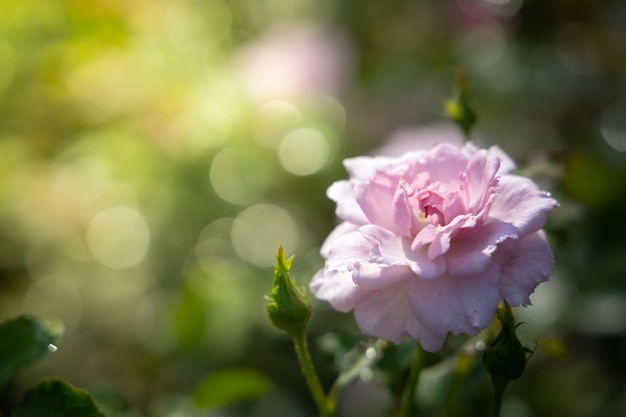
[0,316,62,392]
[0,0,625,416]
[12,378,106,417]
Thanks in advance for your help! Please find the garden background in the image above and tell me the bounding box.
[0,0,625,416]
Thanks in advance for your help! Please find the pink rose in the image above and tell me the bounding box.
[310,142,557,352]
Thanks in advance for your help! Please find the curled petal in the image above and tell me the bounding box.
[320,222,365,259]
[310,268,367,312]
[445,219,517,277]
[312,222,371,311]
[464,149,500,213]
[487,145,516,174]
[360,225,446,279]
[489,176,558,237]
[355,173,406,235]
[328,181,368,226]
[427,230,451,260]
[344,155,405,180]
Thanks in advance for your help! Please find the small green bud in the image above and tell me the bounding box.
[444,67,477,137]
[482,300,532,383]
[266,245,311,338]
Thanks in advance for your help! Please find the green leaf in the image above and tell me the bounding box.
[11,378,106,417]
[0,315,63,392]
[193,368,271,409]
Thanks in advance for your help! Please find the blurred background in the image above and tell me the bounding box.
[0,0,625,416]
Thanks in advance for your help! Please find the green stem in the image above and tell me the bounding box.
[293,330,334,417]
[489,378,508,417]
[398,344,426,417]
[327,339,387,411]
[441,357,465,417]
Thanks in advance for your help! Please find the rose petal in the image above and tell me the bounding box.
[355,173,406,235]
[445,219,517,277]
[487,145,516,174]
[392,184,414,237]
[427,230,451,260]
[312,223,373,311]
[328,181,369,226]
[489,175,558,237]
[310,268,367,312]
[495,230,554,306]
[353,282,442,349]
[344,155,401,180]
[360,225,446,279]
[408,264,501,340]
[320,222,364,259]
[352,263,412,290]
[404,314,447,353]
[409,143,468,184]
[411,224,438,250]
[464,149,500,213]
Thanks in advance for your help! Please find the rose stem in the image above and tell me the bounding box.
[489,378,508,417]
[292,330,334,417]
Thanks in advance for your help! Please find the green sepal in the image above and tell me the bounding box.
[266,245,311,338]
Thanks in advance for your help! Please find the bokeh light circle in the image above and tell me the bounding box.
[22,274,82,333]
[253,100,303,150]
[600,101,626,152]
[231,204,297,267]
[456,22,507,70]
[86,206,150,269]
[279,127,329,175]
[555,23,600,76]
[166,0,232,51]
[195,218,239,276]
[209,147,269,204]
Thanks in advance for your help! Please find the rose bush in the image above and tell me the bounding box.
[310,142,558,352]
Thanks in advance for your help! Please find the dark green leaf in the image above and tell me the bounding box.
[11,378,106,417]
[193,368,271,409]
[0,315,63,392]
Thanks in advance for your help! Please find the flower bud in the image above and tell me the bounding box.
[482,300,530,383]
[444,67,477,137]
[266,245,311,339]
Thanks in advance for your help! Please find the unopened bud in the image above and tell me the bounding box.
[266,245,311,338]
[482,300,531,383]
[444,67,477,137]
